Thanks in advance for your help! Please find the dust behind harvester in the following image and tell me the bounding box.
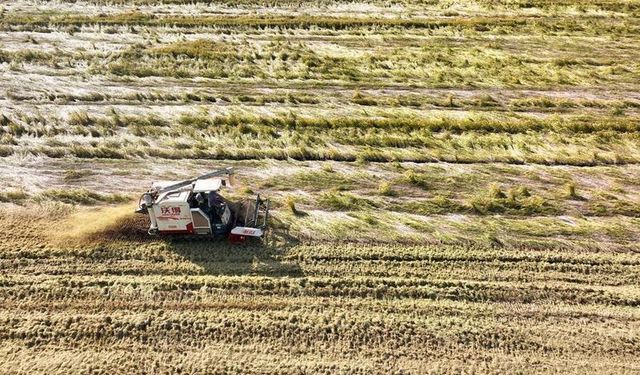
[135,167,269,242]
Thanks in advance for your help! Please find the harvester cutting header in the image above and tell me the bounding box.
[135,167,269,242]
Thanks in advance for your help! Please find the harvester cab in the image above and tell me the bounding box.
[135,167,269,242]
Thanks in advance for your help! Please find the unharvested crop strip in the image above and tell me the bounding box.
[2,13,638,34]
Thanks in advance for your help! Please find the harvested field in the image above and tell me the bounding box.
[1,0,640,374]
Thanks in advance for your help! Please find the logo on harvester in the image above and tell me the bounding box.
[161,207,181,215]
[157,206,185,221]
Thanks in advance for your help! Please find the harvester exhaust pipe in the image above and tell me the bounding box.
[139,193,159,235]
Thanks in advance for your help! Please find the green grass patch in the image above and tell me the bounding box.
[468,185,558,215]
[0,189,29,204]
[63,170,95,181]
[393,196,469,215]
[317,192,377,211]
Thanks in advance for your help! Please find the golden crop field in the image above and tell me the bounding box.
[1,0,640,374]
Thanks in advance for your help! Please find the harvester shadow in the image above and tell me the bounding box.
[167,214,304,277]
[167,228,304,277]
[88,211,304,277]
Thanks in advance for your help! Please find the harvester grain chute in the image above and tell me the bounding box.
[135,167,269,242]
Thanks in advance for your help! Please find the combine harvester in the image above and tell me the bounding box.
[135,167,269,242]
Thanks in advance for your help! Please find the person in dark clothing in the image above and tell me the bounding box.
[208,191,224,219]
[209,191,222,206]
